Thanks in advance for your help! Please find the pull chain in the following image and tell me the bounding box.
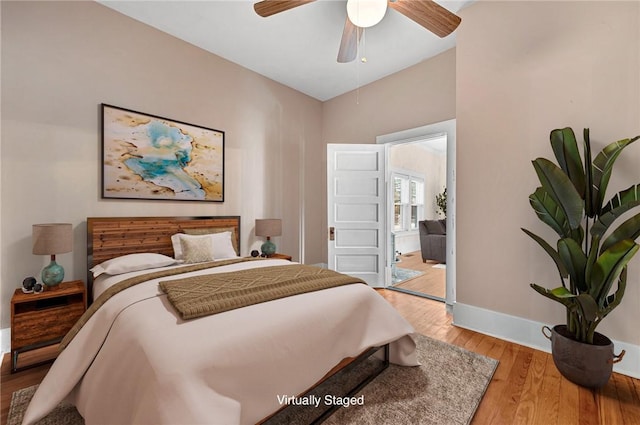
[360,27,367,63]
[355,27,365,104]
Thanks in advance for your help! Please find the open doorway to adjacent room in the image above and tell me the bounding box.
[377,119,455,305]
[388,136,447,301]
[327,120,455,306]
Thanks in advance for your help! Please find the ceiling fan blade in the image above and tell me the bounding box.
[388,0,461,38]
[337,18,361,63]
[254,0,316,18]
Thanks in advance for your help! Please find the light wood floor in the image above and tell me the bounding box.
[2,291,640,425]
[378,290,640,425]
[393,250,445,299]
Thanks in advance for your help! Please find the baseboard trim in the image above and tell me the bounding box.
[452,303,640,379]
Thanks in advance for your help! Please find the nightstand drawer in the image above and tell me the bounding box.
[10,280,86,372]
[12,302,85,348]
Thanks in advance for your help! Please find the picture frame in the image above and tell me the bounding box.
[101,103,225,202]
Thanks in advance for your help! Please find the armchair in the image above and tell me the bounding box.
[419,219,446,263]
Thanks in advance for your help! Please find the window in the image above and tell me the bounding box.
[410,179,424,229]
[393,173,424,232]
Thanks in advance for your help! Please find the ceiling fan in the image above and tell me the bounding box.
[253,0,462,63]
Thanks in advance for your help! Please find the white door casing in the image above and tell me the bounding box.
[377,119,456,307]
[327,144,387,287]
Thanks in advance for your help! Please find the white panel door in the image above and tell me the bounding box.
[327,144,387,287]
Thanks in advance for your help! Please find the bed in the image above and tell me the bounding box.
[22,216,418,425]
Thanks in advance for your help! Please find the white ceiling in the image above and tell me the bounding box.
[99,0,471,101]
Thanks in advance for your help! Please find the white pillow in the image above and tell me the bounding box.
[171,232,237,261]
[90,253,178,278]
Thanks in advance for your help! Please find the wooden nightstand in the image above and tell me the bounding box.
[268,253,292,261]
[10,280,86,373]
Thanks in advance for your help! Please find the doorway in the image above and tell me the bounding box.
[388,137,447,301]
[377,119,456,308]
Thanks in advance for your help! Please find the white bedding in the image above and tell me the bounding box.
[22,259,418,425]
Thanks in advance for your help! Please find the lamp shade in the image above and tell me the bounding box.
[32,223,73,255]
[255,219,282,238]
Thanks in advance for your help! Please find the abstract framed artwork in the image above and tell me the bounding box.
[101,104,224,202]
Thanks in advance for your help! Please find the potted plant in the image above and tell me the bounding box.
[522,127,640,388]
[436,187,447,217]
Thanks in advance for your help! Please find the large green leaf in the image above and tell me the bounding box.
[532,158,584,229]
[586,270,627,342]
[550,128,585,198]
[589,239,639,304]
[601,212,640,252]
[601,184,640,214]
[585,235,600,290]
[528,187,570,237]
[591,135,640,215]
[530,283,575,309]
[583,129,595,217]
[592,184,640,239]
[550,286,573,297]
[558,238,587,293]
[601,268,626,313]
[575,293,598,322]
[521,228,568,278]
[547,287,597,322]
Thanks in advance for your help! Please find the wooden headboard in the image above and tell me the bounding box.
[87,216,241,301]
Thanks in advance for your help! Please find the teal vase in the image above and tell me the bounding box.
[261,239,276,256]
[42,260,64,286]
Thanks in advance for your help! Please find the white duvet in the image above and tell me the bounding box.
[22,259,418,425]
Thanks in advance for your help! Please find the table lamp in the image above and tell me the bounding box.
[32,223,73,287]
[255,219,282,257]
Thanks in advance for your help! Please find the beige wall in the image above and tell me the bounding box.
[0,1,324,328]
[322,48,456,144]
[456,1,640,344]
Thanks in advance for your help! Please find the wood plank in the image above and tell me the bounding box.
[392,252,445,298]
[462,331,485,352]
[469,339,505,424]
[599,373,625,425]
[536,354,561,425]
[88,216,241,266]
[578,385,600,425]
[450,328,475,347]
[512,349,548,424]
[615,372,640,425]
[557,372,581,425]
[487,346,533,425]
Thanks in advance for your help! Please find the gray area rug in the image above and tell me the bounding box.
[391,267,424,285]
[9,334,497,425]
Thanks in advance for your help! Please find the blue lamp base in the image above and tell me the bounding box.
[42,260,64,287]
[261,239,276,257]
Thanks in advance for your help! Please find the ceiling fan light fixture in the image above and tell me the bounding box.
[346,0,387,28]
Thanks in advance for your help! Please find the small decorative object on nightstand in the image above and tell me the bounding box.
[11,280,86,373]
[22,276,43,294]
[32,223,73,286]
[255,219,282,257]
